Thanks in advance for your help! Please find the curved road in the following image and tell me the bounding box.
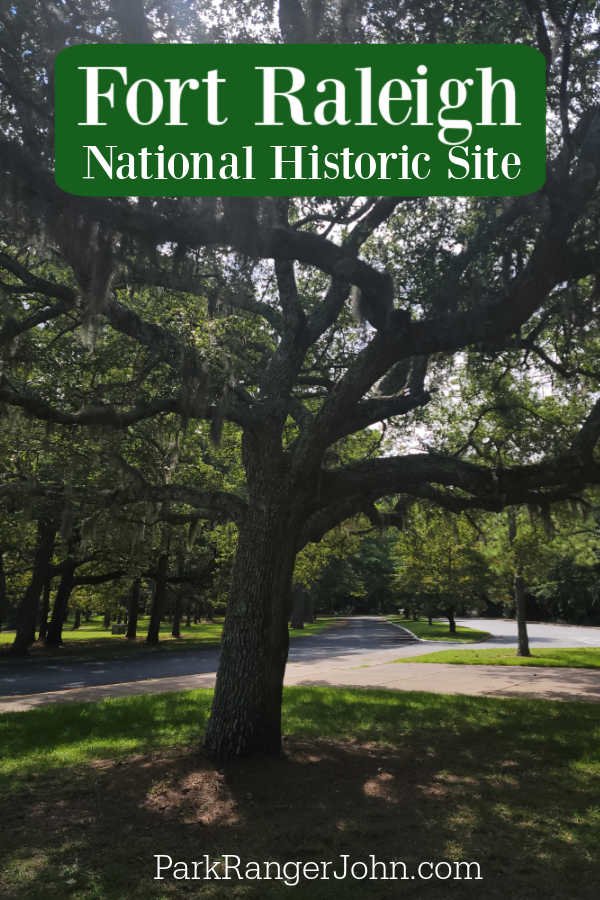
[0,616,599,703]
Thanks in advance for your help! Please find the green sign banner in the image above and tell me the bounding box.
[54,43,546,198]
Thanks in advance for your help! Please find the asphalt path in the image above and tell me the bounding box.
[0,616,414,698]
[455,617,600,648]
[0,616,599,700]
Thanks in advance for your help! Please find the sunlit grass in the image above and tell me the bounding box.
[393,647,600,668]
[2,687,600,899]
[0,615,340,660]
[2,686,599,787]
[0,615,223,645]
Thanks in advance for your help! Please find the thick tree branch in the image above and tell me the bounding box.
[319,447,600,514]
[0,379,182,427]
[119,265,284,332]
[0,299,72,345]
[345,197,403,253]
[327,390,431,443]
[74,569,125,587]
[0,478,247,525]
[0,251,76,304]
[573,397,600,462]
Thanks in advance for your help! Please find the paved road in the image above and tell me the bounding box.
[455,617,600,648]
[0,616,414,698]
[1,616,599,711]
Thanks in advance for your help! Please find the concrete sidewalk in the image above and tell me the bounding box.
[288,658,600,703]
[2,653,599,712]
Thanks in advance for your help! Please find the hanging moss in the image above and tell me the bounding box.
[59,503,74,543]
[187,518,200,552]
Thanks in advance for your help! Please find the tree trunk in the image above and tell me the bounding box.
[0,552,6,631]
[38,575,52,641]
[289,583,306,629]
[45,560,76,646]
[304,592,315,624]
[146,554,168,645]
[515,571,531,657]
[447,609,456,634]
[103,610,111,630]
[72,607,81,630]
[126,578,141,640]
[172,591,182,638]
[508,509,531,657]
[204,502,297,760]
[10,518,56,655]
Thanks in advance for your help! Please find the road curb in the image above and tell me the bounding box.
[385,618,490,645]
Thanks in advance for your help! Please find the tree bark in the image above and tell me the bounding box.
[72,607,81,630]
[204,498,297,759]
[515,571,531,657]
[508,509,531,657]
[172,590,182,638]
[146,554,168,644]
[10,518,56,655]
[290,582,306,629]
[446,609,456,634]
[126,577,141,640]
[38,575,52,641]
[0,552,6,631]
[45,559,77,646]
[304,591,315,624]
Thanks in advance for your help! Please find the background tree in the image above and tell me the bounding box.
[395,505,493,633]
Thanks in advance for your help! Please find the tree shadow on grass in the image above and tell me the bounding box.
[1,688,599,900]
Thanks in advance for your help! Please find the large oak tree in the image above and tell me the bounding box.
[1,0,600,757]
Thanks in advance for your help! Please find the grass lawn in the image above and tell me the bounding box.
[387,616,491,642]
[1,687,599,899]
[0,615,342,663]
[393,647,600,669]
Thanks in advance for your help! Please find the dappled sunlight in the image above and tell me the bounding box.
[144,769,241,827]
[4,735,599,899]
[362,771,398,802]
[2,688,600,897]
[0,690,213,784]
